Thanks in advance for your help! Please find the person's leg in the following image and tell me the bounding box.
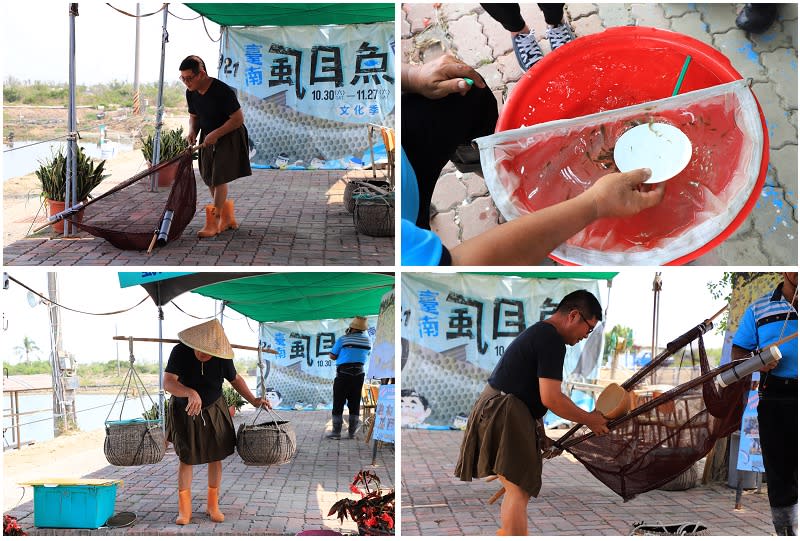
[213,184,228,214]
[402,86,498,229]
[207,461,225,522]
[176,461,193,525]
[198,184,221,238]
[498,475,530,535]
[759,393,798,535]
[538,3,565,26]
[538,4,575,51]
[346,373,366,438]
[481,4,526,33]
[327,374,347,438]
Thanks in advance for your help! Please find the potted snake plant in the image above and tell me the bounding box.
[139,127,190,187]
[36,146,108,234]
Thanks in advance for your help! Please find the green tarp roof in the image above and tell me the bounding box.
[120,272,395,323]
[185,3,394,27]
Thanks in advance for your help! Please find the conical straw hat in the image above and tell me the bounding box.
[178,319,234,359]
[349,316,368,331]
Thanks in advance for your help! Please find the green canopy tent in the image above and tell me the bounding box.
[119,271,395,417]
[184,3,394,26]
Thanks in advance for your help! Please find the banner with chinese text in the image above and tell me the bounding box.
[401,273,602,427]
[367,290,395,379]
[258,316,377,410]
[372,384,396,443]
[221,23,395,169]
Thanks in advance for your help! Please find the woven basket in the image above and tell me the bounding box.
[658,463,700,491]
[104,420,166,466]
[236,408,297,466]
[630,522,709,536]
[345,179,391,213]
[353,194,394,237]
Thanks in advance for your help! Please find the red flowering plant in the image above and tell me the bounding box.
[328,470,395,535]
[4,515,27,536]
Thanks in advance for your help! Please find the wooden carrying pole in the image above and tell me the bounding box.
[112,336,278,355]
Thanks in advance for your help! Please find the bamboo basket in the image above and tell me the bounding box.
[104,420,166,466]
[236,408,297,466]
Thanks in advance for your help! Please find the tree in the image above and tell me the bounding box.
[604,325,634,378]
[14,336,41,364]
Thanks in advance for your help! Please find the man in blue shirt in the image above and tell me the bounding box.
[326,317,373,440]
[732,272,797,536]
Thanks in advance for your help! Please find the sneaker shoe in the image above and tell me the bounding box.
[735,3,778,34]
[546,22,576,51]
[512,31,543,72]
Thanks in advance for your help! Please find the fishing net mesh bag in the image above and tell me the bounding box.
[476,80,763,265]
[559,330,750,501]
[236,410,297,466]
[104,421,166,466]
[71,152,197,250]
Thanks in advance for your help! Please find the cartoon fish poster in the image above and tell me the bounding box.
[221,22,395,169]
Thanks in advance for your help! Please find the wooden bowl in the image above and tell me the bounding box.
[596,383,631,419]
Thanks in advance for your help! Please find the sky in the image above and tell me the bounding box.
[2,3,221,85]
[0,269,730,368]
[2,270,263,367]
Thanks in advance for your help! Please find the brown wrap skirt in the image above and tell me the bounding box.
[454,384,543,497]
[166,394,236,465]
[198,124,252,187]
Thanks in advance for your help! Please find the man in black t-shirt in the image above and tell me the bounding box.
[179,55,252,238]
[455,290,609,536]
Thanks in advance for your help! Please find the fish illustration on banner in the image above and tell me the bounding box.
[221,23,395,169]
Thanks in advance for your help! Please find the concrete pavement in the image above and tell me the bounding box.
[7,410,394,535]
[401,427,774,536]
[401,3,798,265]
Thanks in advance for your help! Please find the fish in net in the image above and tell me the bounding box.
[553,319,751,501]
[60,151,197,251]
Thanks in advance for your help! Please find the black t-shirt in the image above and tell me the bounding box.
[487,321,565,419]
[186,78,242,135]
[165,342,237,408]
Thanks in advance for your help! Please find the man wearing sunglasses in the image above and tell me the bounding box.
[455,289,608,536]
[179,55,252,238]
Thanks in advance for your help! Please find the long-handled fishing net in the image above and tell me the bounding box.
[550,308,796,501]
[34,149,197,251]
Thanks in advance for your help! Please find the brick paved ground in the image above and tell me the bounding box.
[7,410,394,535]
[402,3,798,265]
[3,168,394,266]
[401,427,773,536]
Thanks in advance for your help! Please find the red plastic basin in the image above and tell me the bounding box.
[498,26,769,265]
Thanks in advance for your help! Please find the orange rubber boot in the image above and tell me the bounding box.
[496,529,505,536]
[207,487,225,522]
[197,205,220,238]
[219,199,239,232]
[175,489,192,525]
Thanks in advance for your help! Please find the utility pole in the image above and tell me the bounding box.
[650,272,662,385]
[48,273,67,436]
[48,273,77,436]
[133,3,141,115]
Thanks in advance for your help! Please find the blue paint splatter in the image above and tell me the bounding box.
[737,42,760,63]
